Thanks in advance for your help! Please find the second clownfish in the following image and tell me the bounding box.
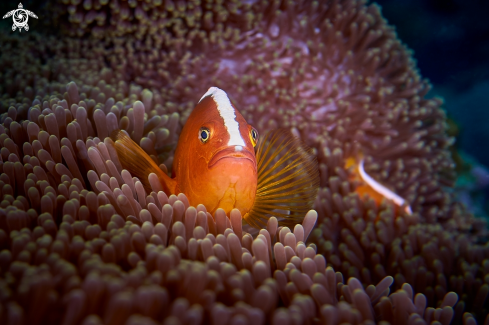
[346,156,413,215]
[111,87,319,229]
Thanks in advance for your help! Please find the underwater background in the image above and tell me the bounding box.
[375,0,489,219]
[0,0,488,324]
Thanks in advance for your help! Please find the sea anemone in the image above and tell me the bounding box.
[0,0,487,324]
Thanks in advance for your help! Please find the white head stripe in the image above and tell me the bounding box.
[358,160,412,215]
[199,87,246,146]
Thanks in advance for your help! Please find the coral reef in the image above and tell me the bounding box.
[0,0,488,324]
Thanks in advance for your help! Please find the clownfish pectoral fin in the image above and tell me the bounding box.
[244,128,320,229]
[110,130,177,196]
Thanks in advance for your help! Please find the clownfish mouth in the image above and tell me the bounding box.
[208,146,256,169]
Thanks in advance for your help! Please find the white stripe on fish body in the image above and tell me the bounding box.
[358,159,413,215]
[199,87,246,147]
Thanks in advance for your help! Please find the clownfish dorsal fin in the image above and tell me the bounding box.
[110,130,177,196]
[244,128,320,229]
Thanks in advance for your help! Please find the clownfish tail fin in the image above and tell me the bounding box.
[245,128,320,229]
[110,129,177,196]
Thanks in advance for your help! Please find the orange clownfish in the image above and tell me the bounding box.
[346,156,412,215]
[111,87,319,228]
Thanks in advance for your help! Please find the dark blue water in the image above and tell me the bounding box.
[374,0,489,216]
[374,0,489,167]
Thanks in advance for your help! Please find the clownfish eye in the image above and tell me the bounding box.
[249,128,258,147]
[199,127,210,143]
